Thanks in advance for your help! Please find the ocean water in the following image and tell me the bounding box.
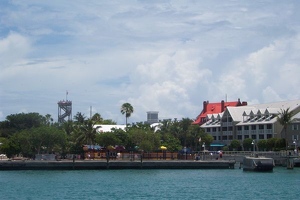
[0,167,299,200]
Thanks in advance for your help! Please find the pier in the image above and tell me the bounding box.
[0,159,235,170]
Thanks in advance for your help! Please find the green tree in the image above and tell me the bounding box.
[43,114,54,126]
[230,140,241,151]
[95,132,121,147]
[277,108,294,153]
[75,119,97,145]
[0,112,46,136]
[120,103,134,126]
[73,112,86,124]
[243,138,253,151]
[91,113,103,123]
[275,138,286,150]
[257,139,267,151]
[161,133,182,152]
[266,138,277,151]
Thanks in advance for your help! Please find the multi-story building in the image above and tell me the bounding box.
[192,98,247,125]
[197,99,300,148]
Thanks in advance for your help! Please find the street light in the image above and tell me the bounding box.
[183,146,187,160]
[202,142,205,160]
[293,139,297,155]
[251,140,255,155]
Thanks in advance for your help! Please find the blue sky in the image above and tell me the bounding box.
[1,0,300,124]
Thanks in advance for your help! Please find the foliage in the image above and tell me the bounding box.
[266,138,277,151]
[230,140,241,150]
[243,138,253,151]
[73,112,86,124]
[257,139,267,151]
[275,138,286,150]
[277,108,294,151]
[74,119,97,145]
[0,112,52,137]
[95,132,121,147]
[160,133,182,152]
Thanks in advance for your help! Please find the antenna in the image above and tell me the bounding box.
[90,106,92,118]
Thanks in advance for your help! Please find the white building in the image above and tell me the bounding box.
[201,99,300,147]
[93,125,126,133]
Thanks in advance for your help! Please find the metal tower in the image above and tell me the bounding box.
[58,100,72,124]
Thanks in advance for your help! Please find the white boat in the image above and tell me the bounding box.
[242,156,275,172]
[294,158,300,167]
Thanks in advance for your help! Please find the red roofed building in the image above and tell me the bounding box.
[192,98,247,125]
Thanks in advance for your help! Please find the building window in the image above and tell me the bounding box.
[228,136,233,140]
[292,124,299,130]
[237,135,242,140]
[251,125,256,130]
[252,135,257,139]
[212,127,216,132]
[244,125,249,130]
[259,125,264,130]
[267,134,272,139]
[207,128,211,132]
[222,127,227,131]
[228,126,233,131]
[213,136,216,140]
[244,135,249,139]
[259,134,264,139]
[266,124,272,129]
[292,135,299,140]
[222,136,227,140]
[237,126,242,130]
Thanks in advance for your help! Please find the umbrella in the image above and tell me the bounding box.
[115,145,125,151]
[107,145,115,150]
[160,146,167,150]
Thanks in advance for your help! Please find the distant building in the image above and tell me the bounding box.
[146,111,159,124]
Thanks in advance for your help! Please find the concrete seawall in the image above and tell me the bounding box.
[0,160,235,170]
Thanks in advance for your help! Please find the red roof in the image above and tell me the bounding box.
[192,99,247,125]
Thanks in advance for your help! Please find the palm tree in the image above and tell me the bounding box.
[75,119,97,145]
[73,112,86,124]
[121,103,134,126]
[91,113,103,124]
[277,108,294,153]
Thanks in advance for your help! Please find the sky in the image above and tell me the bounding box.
[1,0,300,124]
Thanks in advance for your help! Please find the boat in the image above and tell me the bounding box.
[293,158,300,167]
[242,156,275,172]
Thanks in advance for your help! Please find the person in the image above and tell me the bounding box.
[219,151,223,159]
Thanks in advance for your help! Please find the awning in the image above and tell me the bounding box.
[210,144,225,147]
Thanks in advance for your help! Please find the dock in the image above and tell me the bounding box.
[0,159,235,170]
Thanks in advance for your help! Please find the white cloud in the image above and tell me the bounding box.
[0,32,31,68]
[1,1,300,122]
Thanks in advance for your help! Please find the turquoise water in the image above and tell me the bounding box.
[0,167,299,200]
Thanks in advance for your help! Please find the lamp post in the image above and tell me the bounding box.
[251,140,255,155]
[293,139,297,155]
[183,146,187,160]
[202,142,205,160]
